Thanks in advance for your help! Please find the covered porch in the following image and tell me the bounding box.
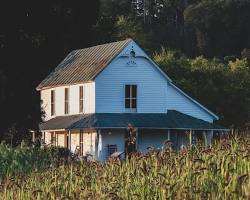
[39,111,228,161]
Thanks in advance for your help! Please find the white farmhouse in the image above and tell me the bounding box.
[37,39,226,160]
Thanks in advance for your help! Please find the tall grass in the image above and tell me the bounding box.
[1,135,250,199]
[0,143,70,177]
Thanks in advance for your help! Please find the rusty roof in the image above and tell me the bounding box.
[36,39,132,90]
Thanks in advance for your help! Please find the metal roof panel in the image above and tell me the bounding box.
[39,111,227,131]
[36,39,132,90]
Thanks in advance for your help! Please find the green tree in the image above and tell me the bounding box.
[113,16,147,47]
[185,0,250,57]
[154,48,250,127]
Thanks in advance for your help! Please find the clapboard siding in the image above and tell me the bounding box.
[98,129,125,161]
[82,132,96,156]
[137,130,169,152]
[40,89,51,121]
[40,82,95,121]
[56,133,64,147]
[83,82,95,114]
[166,84,214,122]
[95,43,168,113]
[44,131,51,144]
[71,133,79,153]
[40,40,217,122]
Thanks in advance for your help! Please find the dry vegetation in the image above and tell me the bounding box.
[1,134,250,200]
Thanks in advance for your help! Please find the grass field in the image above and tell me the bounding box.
[0,134,250,200]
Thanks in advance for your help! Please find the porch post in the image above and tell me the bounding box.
[97,129,102,159]
[189,129,192,145]
[68,130,71,151]
[167,130,170,140]
[56,132,58,146]
[43,132,45,144]
[80,129,83,156]
[32,131,35,143]
[136,128,138,151]
[53,131,56,146]
[40,131,46,147]
[207,130,213,146]
[203,130,213,147]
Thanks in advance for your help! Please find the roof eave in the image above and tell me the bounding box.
[36,39,132,90]
[36,80,95,91]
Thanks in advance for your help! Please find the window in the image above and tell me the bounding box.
[107,144,117,157]
[51,90,55,116]
[79,86,84,113]
[125,85,137,110]
[64,88,69,114]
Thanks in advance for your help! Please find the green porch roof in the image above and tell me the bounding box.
[39,110,227,131]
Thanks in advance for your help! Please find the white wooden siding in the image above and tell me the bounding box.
[40,90,50,121]
[98,129,125,161]
[40,82,95,121]
[44,131,51,144]
[40,40,216,122]
[71,133,79,153]
[56,133,64,147]
[84,82,95,113]
[95,42,168,113]
[82,132,96,156]
[166,84,214,122]
[137,130,169,152]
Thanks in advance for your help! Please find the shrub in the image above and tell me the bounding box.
[0,144,71,177]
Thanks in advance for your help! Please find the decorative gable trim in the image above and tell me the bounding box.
[93,40,218,120]
[107,40,173,82]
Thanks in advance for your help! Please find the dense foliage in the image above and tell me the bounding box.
[154,49,250,127]
[1,135,250,199]
[0,143,71,177]
[0,0,250,144]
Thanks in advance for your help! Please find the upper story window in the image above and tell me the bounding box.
[64,88,69,114]
[51,90,55,116]
[125,85,137,111]
[79,86,84,113]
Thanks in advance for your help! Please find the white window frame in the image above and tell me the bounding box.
[64,87,70,114]
[125,84,137,112]
[51,90,55,116]
[79,85,84,113]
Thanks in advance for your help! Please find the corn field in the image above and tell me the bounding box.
[1,135,250,200]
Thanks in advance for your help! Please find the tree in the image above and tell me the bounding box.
[113,16,147,47]
[154,48,250,127]
[185,0,250,57]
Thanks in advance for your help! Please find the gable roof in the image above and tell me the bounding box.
[39,111,227,131]
[36,39,219,120]
[36,39,132,90]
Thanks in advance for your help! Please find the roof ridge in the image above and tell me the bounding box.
[36,38,132,90]
[72,38,132,53]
